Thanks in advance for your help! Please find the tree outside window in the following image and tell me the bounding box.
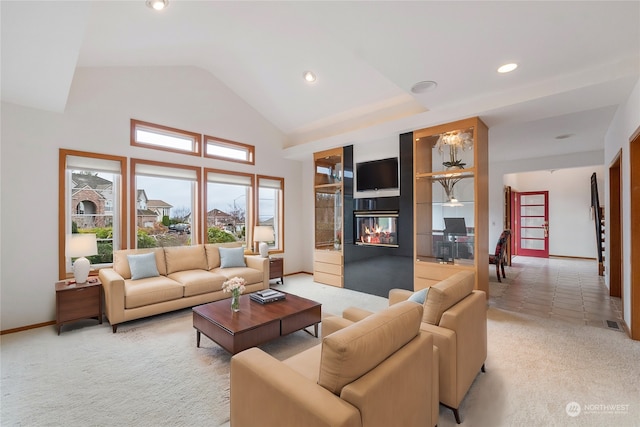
[205,169,253,247]
[132,160,200,248]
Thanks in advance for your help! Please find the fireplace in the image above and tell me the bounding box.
[354,210,399,247]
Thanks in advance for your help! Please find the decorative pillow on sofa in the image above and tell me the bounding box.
[127,252,160,280]
[219,247,246,268]
[205,242,242,270]
[423,271,474,325]
[408,287,429,304]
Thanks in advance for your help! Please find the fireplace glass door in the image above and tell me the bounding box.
[355,211,399,247]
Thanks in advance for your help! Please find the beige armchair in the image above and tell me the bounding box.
[230,301,437,427]
[343,270,487,424]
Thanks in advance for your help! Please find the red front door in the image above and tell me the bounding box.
[515,191,549,258]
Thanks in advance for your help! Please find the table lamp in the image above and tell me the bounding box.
[253,226,274,258]
[66,234,98,283]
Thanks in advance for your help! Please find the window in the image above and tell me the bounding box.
[131,159,201,248]
[257,175,284,253]
[59,149,127,279]
[204,135,255,165]
[205,169,254,247]
[131,119,202,156]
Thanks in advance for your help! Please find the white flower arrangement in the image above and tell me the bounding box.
[222,276,246,294]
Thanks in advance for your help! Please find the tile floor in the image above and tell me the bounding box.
[489,256,623,330]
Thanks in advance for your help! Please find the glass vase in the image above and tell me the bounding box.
[231,289,240,312]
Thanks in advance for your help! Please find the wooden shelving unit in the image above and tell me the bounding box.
[313,148,344,287]
[413,117,489,296]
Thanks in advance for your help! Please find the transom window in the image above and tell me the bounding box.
[131,119,201,156]
[205,135,255,165]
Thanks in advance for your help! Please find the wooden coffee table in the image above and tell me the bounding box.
[192,291,321,354]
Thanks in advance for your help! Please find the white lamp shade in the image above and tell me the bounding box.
[66,234,98,283]
[254,226,274,242]
[66,234,98,258]
[254,226,274,258]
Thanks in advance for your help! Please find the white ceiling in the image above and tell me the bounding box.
[2,1,639,161]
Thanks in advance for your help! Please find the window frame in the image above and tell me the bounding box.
[204,135,255,165]
[130,119,202,157]
[130,158,202,248]
[204,168,255,246]
[256,175,285,254]
[58,149,127,279]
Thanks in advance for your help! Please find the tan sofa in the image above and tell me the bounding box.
[230,301,437,427]
[99,243,268,332]
[343,270,487,424]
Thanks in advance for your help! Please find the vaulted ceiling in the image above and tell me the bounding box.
[2,1,638,161]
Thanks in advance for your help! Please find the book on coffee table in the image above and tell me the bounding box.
[250,289,286,304]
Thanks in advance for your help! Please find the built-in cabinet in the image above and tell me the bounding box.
[313,148,344,287]
[413,117,489,296]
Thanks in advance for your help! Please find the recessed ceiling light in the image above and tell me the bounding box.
[411,80,438,94]
[497,63,518,73]
[303,71,317,83]
[146,0,169,11]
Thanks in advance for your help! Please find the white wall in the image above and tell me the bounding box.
[0,66,304,331]
[603,77,640,332]
[504,166,604,258]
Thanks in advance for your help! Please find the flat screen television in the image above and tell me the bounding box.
[356,157,399,191]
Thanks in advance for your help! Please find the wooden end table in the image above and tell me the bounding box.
[269,257,284,284]
[55,278,103,335]
[192,291,321,354]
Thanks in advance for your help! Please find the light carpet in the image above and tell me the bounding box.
[2,274,639,426]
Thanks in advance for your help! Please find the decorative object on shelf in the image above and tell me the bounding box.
[66,234,98,284]
[254,225,274,258]
[222,276,246,312]
[435,129,473,169]
[433,128,473,206]
[436,173,465,207]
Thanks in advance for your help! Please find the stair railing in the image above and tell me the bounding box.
[590,173,604,275]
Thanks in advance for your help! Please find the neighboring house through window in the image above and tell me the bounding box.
[205,169,254,247]
[131,159,200,248]
[59,149,126,279]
